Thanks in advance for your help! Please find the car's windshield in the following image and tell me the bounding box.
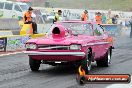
[59,22,93,35]
[47,22,93,36]
[46,22,93,36]
[20,5,29,11]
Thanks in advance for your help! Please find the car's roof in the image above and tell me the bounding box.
[55,21,96,24]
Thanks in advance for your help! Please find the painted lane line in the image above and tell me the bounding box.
[0,52,23,57]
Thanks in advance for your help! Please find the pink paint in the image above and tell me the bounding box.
[52,25,66,39]
[26,21,113,62]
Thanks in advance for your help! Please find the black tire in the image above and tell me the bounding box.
[81,49,92,74]
[29,57,41,71]
[96,48,112,67]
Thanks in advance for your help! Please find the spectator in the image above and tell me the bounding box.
[81,10,89,21]
[54,10,62,23]
[106,9,114,24]
[107,9,112,19]
[102,13,107,24]
[95,12,102,24]
[112,15,118,24]
[23,7,37,34]
[112,15,116,24]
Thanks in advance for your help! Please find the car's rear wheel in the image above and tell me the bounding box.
[96,48,112,67]
[81,49,92,74]
[29,57,41,71]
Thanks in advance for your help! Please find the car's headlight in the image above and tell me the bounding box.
[26,44,30,49]
[70,44,81,50]
[26,44,37,49]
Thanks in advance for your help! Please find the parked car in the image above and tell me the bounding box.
[0,0,36,19]
[24,21,113,74]
[32,7,48,22]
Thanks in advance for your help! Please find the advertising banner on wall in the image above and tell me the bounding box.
[6,36,30,51]
[0,37,7,52]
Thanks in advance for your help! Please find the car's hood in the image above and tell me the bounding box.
[27,35,96,45]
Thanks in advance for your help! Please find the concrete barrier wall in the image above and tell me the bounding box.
[0,18,49,35]
[0,18,20,30]
[0,18,21,35]
[0,31,13,36]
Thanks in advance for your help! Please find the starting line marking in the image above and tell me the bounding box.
[0,52,23,57]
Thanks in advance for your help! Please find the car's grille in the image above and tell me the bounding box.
[38,45,70,50]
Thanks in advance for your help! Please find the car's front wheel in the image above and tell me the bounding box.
[81,49,92,74]
[29,57,41,71]
[96,48,112,67]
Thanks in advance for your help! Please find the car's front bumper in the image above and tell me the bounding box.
[24,51,85,56]
[24,51,85,61]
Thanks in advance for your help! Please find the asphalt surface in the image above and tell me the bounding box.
[0,30,132,88]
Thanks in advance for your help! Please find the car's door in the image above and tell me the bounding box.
[93,23,108,58]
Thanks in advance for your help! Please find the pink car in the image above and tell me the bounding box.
[24,21,113,74]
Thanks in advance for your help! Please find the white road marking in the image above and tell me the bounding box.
[0,52,23,57]
[106,76,132,88]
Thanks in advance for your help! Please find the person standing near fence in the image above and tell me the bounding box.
[95,12,102,24]
[81,10,89,21]
[23,7,37,34]
[53,10,63,23]
[107,9,113,24]
[102,13,107,24]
